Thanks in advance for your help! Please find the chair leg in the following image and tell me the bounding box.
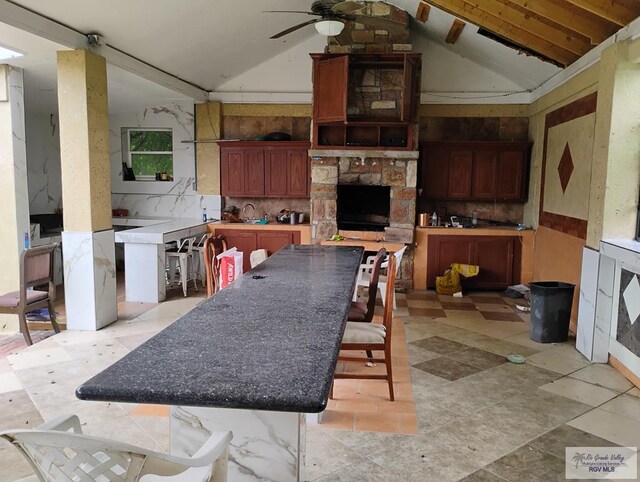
[393,291,397,310]
[179,256,188,297]
[47,300,60,334]
[366,350,374,361]
[385,350,394,401]
[329,380,334,400]
[18,312,33,346]
[191,256,198,292]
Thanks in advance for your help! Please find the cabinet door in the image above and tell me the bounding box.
[471,237,514,289]
[422,148,450,199]
[220,149,245,196]
[401,54,421,123]
[313,56,348,123]
[472,150,498,199]
[265,149,288,197]
[426,236,474,288]
[288,149,309,197]
[256,231,295,256]
[448,150,473,199]
[244,149,265,196]
[496,150,526,200]
[214,229,257,274]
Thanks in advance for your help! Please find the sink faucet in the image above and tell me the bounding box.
[242,203,256,220]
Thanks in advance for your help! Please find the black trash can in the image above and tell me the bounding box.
[529,281,575,343]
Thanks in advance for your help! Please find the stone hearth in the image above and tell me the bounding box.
[309,149,418,288]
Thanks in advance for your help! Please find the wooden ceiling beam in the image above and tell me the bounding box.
[564,0,639,27]
[462,0,592,56]
[446,19,466,43]
[502,0,617,45]
[425,0,579,66]
[416,1,431,22]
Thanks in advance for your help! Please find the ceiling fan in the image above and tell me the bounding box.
[266,1,405,39]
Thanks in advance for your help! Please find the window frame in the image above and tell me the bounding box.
[122,127,174,181]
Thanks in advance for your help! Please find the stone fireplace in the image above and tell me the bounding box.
[309,149,419,288]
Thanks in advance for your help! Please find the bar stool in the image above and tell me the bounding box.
[192,233,212,288]
[166,237,198,297]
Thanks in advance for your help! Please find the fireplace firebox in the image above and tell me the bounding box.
[337,184,391,232]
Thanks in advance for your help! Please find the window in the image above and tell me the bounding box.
[122,128,173,180]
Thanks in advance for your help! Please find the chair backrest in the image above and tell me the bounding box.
[21,243,57,289]
[197,232,212,247]
[177,236,197,253]
[381,245,406,275]
[363,248,386,322]
[382,255,396,337]
[204,236,227,297]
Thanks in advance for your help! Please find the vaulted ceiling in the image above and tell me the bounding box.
[0,0,639,113]
[420,0,640,66]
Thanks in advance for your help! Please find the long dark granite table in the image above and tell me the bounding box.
[76,244,364,482]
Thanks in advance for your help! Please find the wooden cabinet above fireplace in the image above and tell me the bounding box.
[310,53,421,151]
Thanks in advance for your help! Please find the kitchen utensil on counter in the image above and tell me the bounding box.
[419,213,429,227]
[298,213,305,223]
[290,212,298,225]
[275,209,291,224]
[265,132,292,141]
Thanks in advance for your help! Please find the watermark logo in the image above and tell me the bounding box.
[566,447,637,479]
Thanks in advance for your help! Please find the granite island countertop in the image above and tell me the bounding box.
[76,245,364,413]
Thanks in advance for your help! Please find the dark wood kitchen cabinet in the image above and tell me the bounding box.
[421,141,531,202]
[214,228,301,273]
[427,235,520,290]
[220,141,310,198]
[310,53,421,150]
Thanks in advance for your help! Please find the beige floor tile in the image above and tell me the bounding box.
[407,299,443,309]
[539,377,619,407]
[526,345,591,375]
[504,332,557,352]
[473,303,516,313]
[568,408,640,447]
[466,320,530,339]
[599,394,640,423]
[0,372,22,394]
[568,364,635,393]
[7,346,72,371]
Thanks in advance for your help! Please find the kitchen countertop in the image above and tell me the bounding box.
[76,245,363,413]
[211,220,311,231]
[114,217,207,244]
[416,225,533,235]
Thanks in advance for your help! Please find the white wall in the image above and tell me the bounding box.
[109,101,221,219]
[26,111,61,214]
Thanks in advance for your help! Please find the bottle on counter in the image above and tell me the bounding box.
[472,210,478,227]
[202,207,207,222]
[431,212,438,226]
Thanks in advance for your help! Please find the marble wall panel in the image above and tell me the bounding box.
[26,112,62,214]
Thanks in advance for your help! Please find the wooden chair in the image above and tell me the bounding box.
[333,255,397,401]
[1,414,232,482]
[203,235,227,297]
[0,243,60,346]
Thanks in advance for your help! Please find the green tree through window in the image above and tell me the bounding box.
[123,128,173,179]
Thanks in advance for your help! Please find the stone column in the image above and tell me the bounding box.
[0,66,30,333]
[57,50,116,330]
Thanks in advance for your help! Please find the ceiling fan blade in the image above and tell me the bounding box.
[332,1,365,14]
[270,19,319,39]
[347,14,405,32]
[263,11,319,15]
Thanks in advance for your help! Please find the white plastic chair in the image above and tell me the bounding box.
[0,414,232,482]
[353,246,406,308]
[166,236,199,297]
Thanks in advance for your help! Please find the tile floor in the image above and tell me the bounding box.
[1,289,639,481]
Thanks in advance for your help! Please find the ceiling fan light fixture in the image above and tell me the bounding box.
[314,19,345,36]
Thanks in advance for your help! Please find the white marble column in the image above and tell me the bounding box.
[0,66,30,333]
[171,406,305,482]
[57,50,117,330]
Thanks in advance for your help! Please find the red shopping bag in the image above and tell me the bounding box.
[216,247,244,289]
